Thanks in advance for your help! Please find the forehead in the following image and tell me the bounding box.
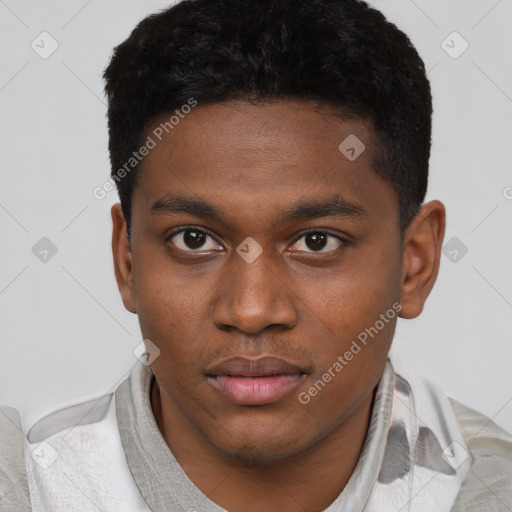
[132,100,398,232]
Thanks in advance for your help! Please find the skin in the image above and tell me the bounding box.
[111,99,445,511]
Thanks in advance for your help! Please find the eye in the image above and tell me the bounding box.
[167,227,223,252]
[289,230,346,253]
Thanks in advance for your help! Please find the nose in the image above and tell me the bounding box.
[212,247,299,335]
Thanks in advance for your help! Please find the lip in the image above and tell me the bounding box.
[206,356,307,405]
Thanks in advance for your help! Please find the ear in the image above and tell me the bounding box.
[399,200,446,319]
[111,203,136,314]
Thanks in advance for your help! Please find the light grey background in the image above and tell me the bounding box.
[0,0,511,434]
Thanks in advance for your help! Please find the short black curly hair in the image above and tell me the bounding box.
[103,0,432,239]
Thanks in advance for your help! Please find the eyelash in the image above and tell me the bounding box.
[165,225,350,253]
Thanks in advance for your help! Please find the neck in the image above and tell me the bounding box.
[151,378,376,512]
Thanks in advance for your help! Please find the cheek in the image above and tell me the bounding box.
[131,266,191,359]
[313,263,399,339]
[300,252,400,391]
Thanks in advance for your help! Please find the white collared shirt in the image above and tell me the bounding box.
[20,358,512,511]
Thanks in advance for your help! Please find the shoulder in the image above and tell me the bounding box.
[26,392,114,445]
[449,397,512,511]
[24,391,148,512]
[0,405,31,512]
[24,392,117,505]
[25,391,117,477]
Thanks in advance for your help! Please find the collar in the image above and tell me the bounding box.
[115,358,470,511]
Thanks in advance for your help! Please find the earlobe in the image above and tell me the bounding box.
[398,200,446,319]
[111,203,137,314]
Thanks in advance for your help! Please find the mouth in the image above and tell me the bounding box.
[206,356,307,405]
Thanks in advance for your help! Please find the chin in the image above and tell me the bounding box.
[205,425,314,463]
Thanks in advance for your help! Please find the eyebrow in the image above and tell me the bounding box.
[150,193,367,223]
[281,195,366,222]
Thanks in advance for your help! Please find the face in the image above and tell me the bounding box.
[114,100,406,461]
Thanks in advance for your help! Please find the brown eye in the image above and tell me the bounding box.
[304,232,328,251]
[168,228,222,252]
[184,229,207,249]
[290,231,345,253]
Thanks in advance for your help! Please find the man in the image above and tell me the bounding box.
[19,0,512,510]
